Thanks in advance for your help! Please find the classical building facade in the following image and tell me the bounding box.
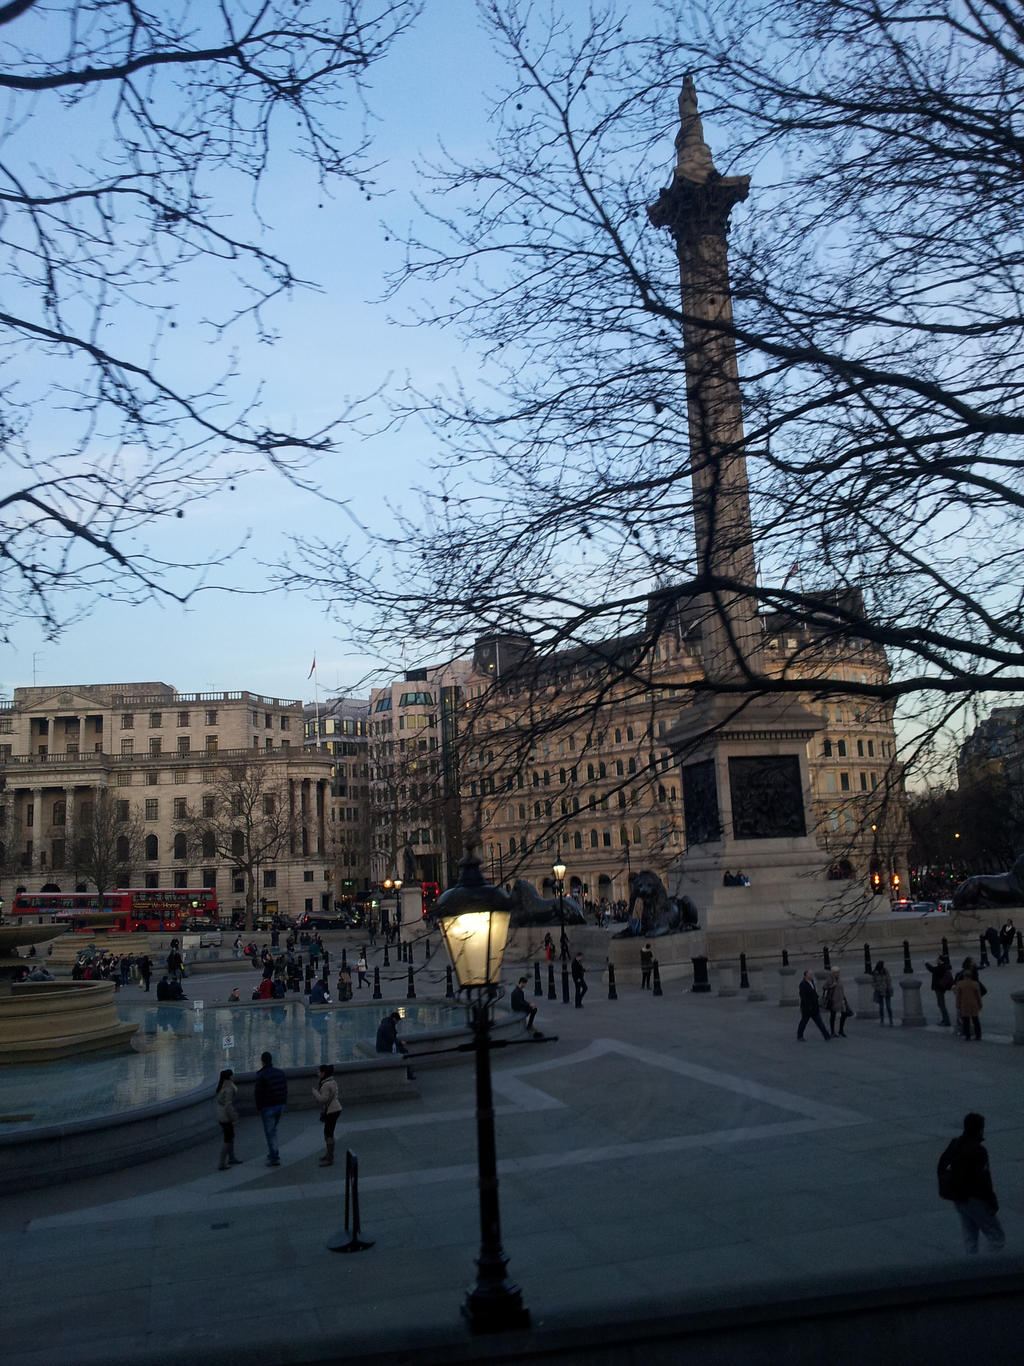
[461,594,908,908]
[304,695,372,896]
[0,683,336,921]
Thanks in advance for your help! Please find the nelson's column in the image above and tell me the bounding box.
[647,79,864,929]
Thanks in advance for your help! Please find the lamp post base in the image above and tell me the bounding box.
[462,1281,530,1334]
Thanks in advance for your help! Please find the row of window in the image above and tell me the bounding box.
[117,709,293,731]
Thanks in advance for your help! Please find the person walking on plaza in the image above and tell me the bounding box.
[639,943,654,991]
[797,970,830,1041]
[311,1063,342,1167]
[571,952,588,1008]
[938,1112,1005,1254]
[871,960,894,1025]
[356,951,368,989]
[137,953,152,992]
[166,943,184,983]
[954,966,984,1040]
[215,1068,243,1170]
[925,953,954,1026]
[822,968,851,1037]
[998,918,1015,966]
[254,1050,288,1167]
[510,976,538,1033]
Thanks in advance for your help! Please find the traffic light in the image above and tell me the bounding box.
[871,872,882,895]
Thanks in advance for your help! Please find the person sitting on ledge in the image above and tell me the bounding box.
[156,976,187,1001]
[253,976,274,1001]
[309,978,331,1005]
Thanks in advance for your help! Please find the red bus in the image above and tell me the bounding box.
[10,888,219,932]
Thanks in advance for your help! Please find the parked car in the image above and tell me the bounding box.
[910,900,939,914]
[293,912,351,931]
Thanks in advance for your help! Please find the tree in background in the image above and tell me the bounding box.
[0,0,418,638]
[177,762,296,931]
[72,789,145,899]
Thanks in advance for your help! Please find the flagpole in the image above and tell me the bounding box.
[314,661,321,751]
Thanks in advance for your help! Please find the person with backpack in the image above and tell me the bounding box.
[937,1112,1005,1253]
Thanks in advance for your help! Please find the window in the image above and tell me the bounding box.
[177,711,190,727]
[205,709,218,726]
[146,770,158,785]
[202,869,217,889]
[823,739,833,757]
[121,739,134,756]
[857,739,864,757]
[149,738,162,756]
[117,771,132,787]
[173,832,187,860]
[174,769,188,784]
[174,871,188,888]
[149,713,162,729]
[177,736,191,756]
[837,739,847,756]
[303,870,314,882]
[173,797,187,820]
[860,772,868,791]
[202,831,216,858]
[115,800,130,821]
[144,871,159,888]
[121,713,134,729]
[840,772,851,792]
[263,869,277,889]
[145,799,159,820]
[145,834,158,860]
[52,800,66,825]
[280,715,289,730]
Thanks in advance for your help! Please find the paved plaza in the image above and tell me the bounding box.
[1,939,1023,1365]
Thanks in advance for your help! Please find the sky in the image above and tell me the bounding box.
[0,1,585,705]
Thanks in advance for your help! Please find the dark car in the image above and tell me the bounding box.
[293,912,351,931]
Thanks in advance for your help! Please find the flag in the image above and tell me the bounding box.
[781,562,799,589]
[307,656,316,679]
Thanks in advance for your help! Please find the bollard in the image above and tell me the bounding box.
[1018,931,1024,964]
[863,943,872,974]
[902,940,913,975]
[746,965,767,1002]
[739,953,750,989]
[561,959,570,1005]
[406,965,416,1000]
[533,962,543,996]
[322,951,330,975]
[778,963,799,1008]
[424,937,431,961]
[854,972,876,1020]
[341,948,348,970]
[781,948,790,967]
[547,962,557,1001]
[607,961,618,1000]
[941,937,949,960]
[383,944,391,968]
[822,946,832,972]
[304,965,314,992]
[691,955,711,993]
[716,961,737,997]
[327,1150,374,1253]
[372,965,382,1000]
[979,934,989,969]
[899,974,926,1027]
[445,964,455,999]
[652,960,663,997]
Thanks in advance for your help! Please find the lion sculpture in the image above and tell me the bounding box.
[507,879,586,928]
[614,869,699,938]
[952,852,1024,909]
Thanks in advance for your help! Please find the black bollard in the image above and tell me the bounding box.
[304,965,314,992]
[863,943,872,974]
[979,934,989,968]
[383,943,390,968]
[372,965,382,1000]
[327,1150,374,1254]
[691,955,711,993]
[341,947,348,970]
[902,939,913,975]
[424,937,430,961]
[561,959,570,1005]
[322,951,330,975]
[445,964,455,999]
[739,952,750,990]
[533,962,543,997]
[406,965,416,1000]
[547,962,557,1001]
[1017,931,1024,964]
[607,961,618,1000]
[652,960,663,997]
[941,936,949,959]
[823,946,832,972]
[781,948,790,967]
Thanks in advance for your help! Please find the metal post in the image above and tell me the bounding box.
[863,943,871,974]
[902,939,913,975]
[372,965,382,1000]
[561,957,570,1005]
[383,943,390,967]
[822,946,831,972]
[739,952,749,989]
[607,961,618,1000]
[445,965,455,999]
[461,992,530,1332]
[533,962,542,997]
[407,964,416,999]
[547,962,556,1001]
[979,934,989,968]
[941,937,949,959]
[327,1150,374,1253]
[652,960,663,997]
[781,949,790,967]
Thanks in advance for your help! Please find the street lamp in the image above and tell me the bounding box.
[393,877,403,945]
[427,845,530,1334]
[552,861,570,1004]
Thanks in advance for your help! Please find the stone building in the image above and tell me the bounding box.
[0,682,336,922]
[304,694,372,897]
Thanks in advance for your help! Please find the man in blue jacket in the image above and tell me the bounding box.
[254,1050,288,1167]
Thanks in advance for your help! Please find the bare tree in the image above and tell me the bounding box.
[177,761,296,930]
[0,0,419,638]
[285,0,1024,757]
[72,789,145,899]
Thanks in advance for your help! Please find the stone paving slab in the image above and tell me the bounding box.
[1,950,1022,1365]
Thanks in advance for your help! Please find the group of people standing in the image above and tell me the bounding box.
[215,1050,343,1171]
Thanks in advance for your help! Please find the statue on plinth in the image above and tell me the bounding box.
[952,853,1024,909]
[614,870,699,938]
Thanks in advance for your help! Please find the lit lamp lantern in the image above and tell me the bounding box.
[427,844,529,1334]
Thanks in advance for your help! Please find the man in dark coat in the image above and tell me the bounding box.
[938,1112,1005,1253]
[254,1050,288,1167]
[571,953,588,1008]
[796,970,830,1041]
[510,976,538,1032]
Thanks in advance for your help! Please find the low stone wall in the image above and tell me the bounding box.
[0,980,137,1062]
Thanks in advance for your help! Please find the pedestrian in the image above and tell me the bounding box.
[925,953,954,1026]
[233,934,242,959]
[376,1010,415,1078]
[998,918,1015,966]
[571,952,588,1008]
[356,951,368,989]
[137,953,151,992]
[309,977,331,1004]
[871,960,894,1025]
[796,969,830,1041]
[510,976,538,1033]
[166,944,184,983]
[336,964,353,1000]
[822,968,851,1037]
[543,932,554,963]
[937,1112,1005,1254]
[954,966,984,1041]
[639,943,654,991]
[215,1068,243,1170]
[254,1050,288,1167]
[311,1063,342,1166]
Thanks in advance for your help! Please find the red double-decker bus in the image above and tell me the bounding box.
[10,888,218,932]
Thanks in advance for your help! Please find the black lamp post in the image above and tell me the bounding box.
[552,861,569,1004]
[427,846,530,1334]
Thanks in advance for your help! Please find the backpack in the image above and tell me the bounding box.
[937,1139,964,1201]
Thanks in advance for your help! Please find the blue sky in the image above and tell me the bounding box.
[0,2,533,703]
